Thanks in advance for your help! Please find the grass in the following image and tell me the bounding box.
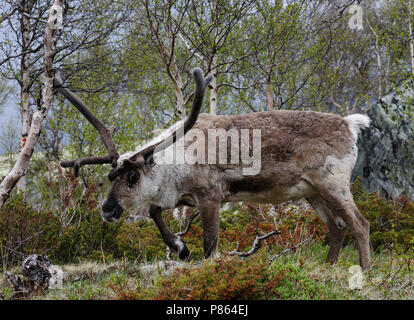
[0,182,412,300]
[1,242,412,300]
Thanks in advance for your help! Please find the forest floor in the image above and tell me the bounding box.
[1,181,413,300]
[1,242,413,300]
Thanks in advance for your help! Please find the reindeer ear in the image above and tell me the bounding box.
[145,154,155,167]
[124,154,145,168]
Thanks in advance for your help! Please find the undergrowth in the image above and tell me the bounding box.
[0,178,413,300]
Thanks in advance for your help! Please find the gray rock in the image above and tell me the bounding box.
[352,81,414,200]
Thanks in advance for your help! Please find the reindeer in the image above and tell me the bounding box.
[55,68,371,269]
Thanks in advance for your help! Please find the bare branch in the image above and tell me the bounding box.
[228,230,280,257]
[0,0,63,210]
[176,211,200,236]
[268,238,311,263]
[0,6,17,25]
[166,210,199,259]
[216,71,265,91]
[178,32,205,63]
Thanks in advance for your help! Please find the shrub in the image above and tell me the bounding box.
[219,202,327,254]
[0,194,60,269]
[51,207,124,264]
[351,178,414,251]
[115,219,167,262]
[151,251,340,300]
[2,177,413,272]
[0,193,123,268]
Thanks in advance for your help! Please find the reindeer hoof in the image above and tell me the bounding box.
[178,244,190,261]
[170,236,190,260]
[176,238,190,260]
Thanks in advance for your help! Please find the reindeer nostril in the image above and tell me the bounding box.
[102,194,124,222]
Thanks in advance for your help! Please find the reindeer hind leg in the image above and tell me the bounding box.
[307,196,347,265]
[198,200,221,258]
[306,178,370,270]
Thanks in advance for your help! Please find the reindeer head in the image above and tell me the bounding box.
[56,68,213,222]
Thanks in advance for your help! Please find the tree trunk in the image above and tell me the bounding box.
[209,59,217,115]
[16,0,35,193]
[266,62,274,111]
[367,18,383,99]
[409,0,414,76]
[208,0,218,115]
[0,0,63,210]
[171,64,186,120]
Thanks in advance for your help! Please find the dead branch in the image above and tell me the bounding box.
[268,238,311,263]
[176,211,200,237]
[6,254,52,299]
[5,272,31,298]
[228,230,280,257]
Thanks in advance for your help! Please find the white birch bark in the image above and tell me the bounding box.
[409,0,414,76]
[0,0,63,210]
[208,0,218,115]
[16,0,34,192]
[208,55,217,115]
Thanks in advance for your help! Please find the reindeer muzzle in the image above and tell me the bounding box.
[102,195,124,222]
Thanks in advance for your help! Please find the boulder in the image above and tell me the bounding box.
[352,82,414,200]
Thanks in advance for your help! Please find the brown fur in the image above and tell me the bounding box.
[181,110,354,202]
[103,110,371,270]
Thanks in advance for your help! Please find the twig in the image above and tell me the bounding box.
[176,211,200,236]
[268,238,311,263]
[5,272,31,298]
[228,230,280,257]
[2,245,26,257]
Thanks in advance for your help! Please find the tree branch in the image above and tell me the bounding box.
[268,238,311,263]
[0,0,64,210]
[176,211,200,236]
[228,230,280,257]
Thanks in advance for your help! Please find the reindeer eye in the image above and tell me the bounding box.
[127,171,139,188]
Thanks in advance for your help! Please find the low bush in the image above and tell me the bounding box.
[351,178,414,251]
[1,178,413,273]
[151,251,340,300]
[0,193,60,268]
[0,193,123,268]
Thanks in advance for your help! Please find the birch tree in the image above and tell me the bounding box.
[0,0,63,210]
[409,0,414,76]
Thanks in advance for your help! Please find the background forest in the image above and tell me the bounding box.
[0,0,413,300]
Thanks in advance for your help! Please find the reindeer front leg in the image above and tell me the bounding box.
[149,205,190,260]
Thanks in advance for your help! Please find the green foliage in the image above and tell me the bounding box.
[115,218,168,262]
[2,178,413,273]
[352,178,414,252]
[219,202,327,254]
[268,261,340,300]
[2,181,414,300]
[148,251,340,300]
[0,193,60,268]
[51,208,124,264]
[0,192,125,269]
[65,279,107,300]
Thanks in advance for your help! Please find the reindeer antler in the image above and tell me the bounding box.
[137,68,213,162]
[107,68,213,181]
[56,68,213,179]
[54,75,119,176]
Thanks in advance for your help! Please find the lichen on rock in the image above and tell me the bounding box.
[352,81,414,200]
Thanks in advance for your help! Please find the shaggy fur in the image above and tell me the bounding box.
[103,110,371,269]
